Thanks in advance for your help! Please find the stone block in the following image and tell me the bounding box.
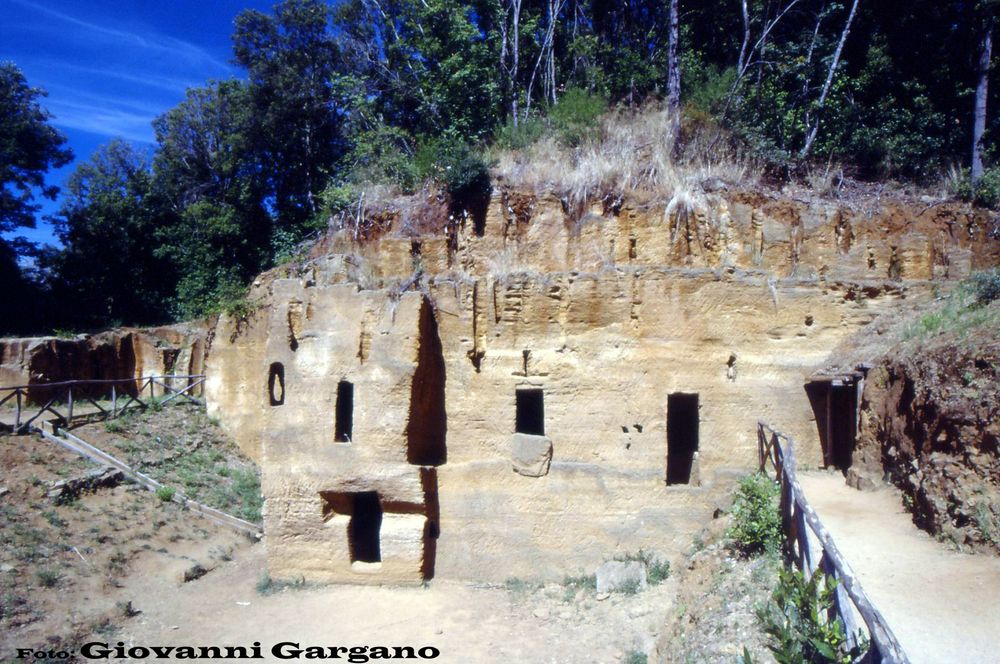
[510,433,552,477]
[595,560,647,594]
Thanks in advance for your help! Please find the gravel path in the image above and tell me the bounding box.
[799,472,1000,664]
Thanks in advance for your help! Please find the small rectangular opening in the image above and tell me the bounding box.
[335,381,354,443]
[268,362,284,406]
[666,393,699,485]
[515,388,544,436]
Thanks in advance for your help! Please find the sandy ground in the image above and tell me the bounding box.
[116,544,676,664]
[798,472,1000,664]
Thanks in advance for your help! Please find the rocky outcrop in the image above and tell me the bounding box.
[203,186,1000,584]
[0,323,209,402]
[850,309,1000,552]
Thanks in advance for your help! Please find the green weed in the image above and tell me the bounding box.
[728,473,782,557]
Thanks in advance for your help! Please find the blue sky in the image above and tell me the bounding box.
[1,0,276,246]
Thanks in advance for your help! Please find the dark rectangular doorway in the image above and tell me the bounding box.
[666,393,699,485]
[515,388,545,435]
[805,380,857,471]
[348,491,383,563]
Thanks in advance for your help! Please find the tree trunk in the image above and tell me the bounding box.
[666,0,681,114]
[973,14,993,185]
[800,0,860,159]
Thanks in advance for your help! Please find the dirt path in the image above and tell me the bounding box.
[118,546,675,664]
[798,472,1000,664]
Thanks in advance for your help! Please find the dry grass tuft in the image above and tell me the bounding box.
[492,103,756,214]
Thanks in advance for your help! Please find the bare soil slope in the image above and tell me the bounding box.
[0,408,258,659]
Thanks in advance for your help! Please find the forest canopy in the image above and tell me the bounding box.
[3,0,1000,334]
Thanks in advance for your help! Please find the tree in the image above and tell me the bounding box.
[972,1,996,185]
[233,0,346,228]
[0,62,72,235]
[46,140,174,329]
[152,81,272,318]
[666,0,681,114]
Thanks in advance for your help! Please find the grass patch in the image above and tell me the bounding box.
[615,549,671,585]
[34,569,60,588]
[93,404,262,524]
[974,501,1000,549]
[256,573,308,595]
[154,486,176,503]
[903,269,1000,342]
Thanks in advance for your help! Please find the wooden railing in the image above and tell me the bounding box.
[757,421,910,664]
[0,375,205,433]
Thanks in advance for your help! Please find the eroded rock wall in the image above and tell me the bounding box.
[0,324,209,402]
[205,187,998,583]
[850,317,1000,552]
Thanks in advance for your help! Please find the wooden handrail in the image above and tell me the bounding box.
[0,375,206,434]
[0,375,205,391]
[757,421,910,664]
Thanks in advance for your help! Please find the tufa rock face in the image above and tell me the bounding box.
[510,433,553,477]
[203,188,1000,584]
[0,324,209,403]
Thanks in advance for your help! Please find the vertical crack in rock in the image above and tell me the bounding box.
[287,299,303,351]
[420,467,439,580]
[406,297,447,466]
[789,212,804,277]
[748,208,764,266]
[835,210,854,255]
[888,246,903,281]
[468,280,486,372]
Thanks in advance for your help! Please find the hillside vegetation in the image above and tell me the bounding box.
[4,0,1000,335]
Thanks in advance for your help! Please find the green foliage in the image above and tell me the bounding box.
[904,270,1000,341]
[615,549,671,584]
[973,501,1000,549]
[969,269,1000,307]
[680,53,735,116]
[14,0,1000,335]
[957,166,1000,209]
[494,115,548,151]
[155,486,176,503]
[728,473,782,557]
[623,651,647,664]
[757,568,868,664]
[504,577,542,594]
[413,132,492,207]
[227,467,263,523]
[0,62,73,233]
[45,140,175,329]
[562,572,596,591]
[549,88,607,147]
